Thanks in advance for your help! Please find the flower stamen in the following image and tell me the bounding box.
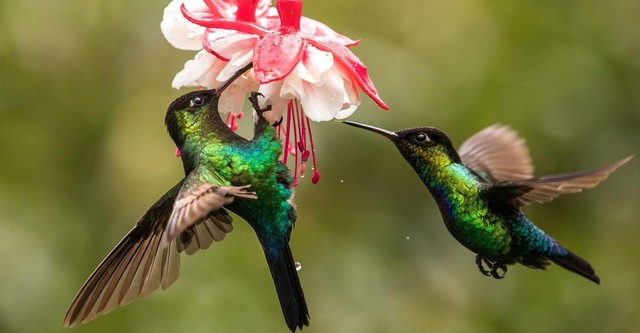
[277,99,320,185]
[305,115,320,184]
[225,112,239,131]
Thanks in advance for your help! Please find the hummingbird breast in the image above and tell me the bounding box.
[426,164,513,258]
[204,132,295,241]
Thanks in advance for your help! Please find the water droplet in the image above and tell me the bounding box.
[406,236,410,240]
[295,262,302,271]
[340,179,344,183]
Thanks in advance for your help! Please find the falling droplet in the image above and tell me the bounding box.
[299,164,306,177]
[295,262,302,271]
[406,236,410,240]
[340,179,344,183]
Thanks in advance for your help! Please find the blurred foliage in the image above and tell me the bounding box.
[1,0,639,332]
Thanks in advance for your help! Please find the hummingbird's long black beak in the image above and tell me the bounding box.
[215,62,255,95]
[342,121,398,141]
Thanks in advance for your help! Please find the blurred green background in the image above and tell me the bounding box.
[1,0,639,332]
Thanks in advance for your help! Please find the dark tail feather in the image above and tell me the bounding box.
[264,242,309,332]
[550,250,600,284]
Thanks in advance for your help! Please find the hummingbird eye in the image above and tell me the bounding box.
[189,96,204,107]
[413,132,430,144]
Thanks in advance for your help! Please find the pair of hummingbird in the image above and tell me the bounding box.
[64,64,630,331]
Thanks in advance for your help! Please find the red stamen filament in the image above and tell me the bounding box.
[277,99,321,185]
[283,103,293,165]
[306,115,320,183]
[291,101,300,186]
[225,113,239,131]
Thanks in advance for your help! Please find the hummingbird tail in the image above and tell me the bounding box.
[550,250,600,284]
[264,242,310,332]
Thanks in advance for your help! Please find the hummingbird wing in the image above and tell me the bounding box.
[484,156,632,207]
[63,179,237,327]
[163,170,257,244]
[458,124,534,182]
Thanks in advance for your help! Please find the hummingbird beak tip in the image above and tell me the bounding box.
[342,121,398,140]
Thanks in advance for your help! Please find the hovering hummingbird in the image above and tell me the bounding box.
[64,64,309,331]
[344,121,632,283]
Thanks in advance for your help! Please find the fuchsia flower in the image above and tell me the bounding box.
[162,0,388,184]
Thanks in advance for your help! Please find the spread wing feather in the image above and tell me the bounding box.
[63,179,241,327]
[458,124,534,182]
[486,156,632,207]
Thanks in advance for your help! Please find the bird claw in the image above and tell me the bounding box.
[475,255,508,279]
[248,92,272,114]
[273,116,284,127]
[491,264,507,279]
[475,255,493,276]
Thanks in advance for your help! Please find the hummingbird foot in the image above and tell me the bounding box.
[475,255,508,279]
[249,92,272,114]
[475,255,493,276]
[490,263,507,279]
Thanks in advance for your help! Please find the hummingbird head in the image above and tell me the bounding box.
[165,62,254,149]
[343,121,462,169]
[164,89,230,148]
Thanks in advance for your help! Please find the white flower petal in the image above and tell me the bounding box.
[217,50,255,82]
[333,63,361,106]
[161,0,207,50]
[207,32,259,60]
[218,84,247,115]
[172,50,224,89]
[258,81,289,123]
[295,46,333,84]
[298,76,345,122]
[334,104,359,119]
[280,71,304,100]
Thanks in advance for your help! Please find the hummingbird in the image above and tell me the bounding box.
[344,121,632,283]
[64,64,309,331]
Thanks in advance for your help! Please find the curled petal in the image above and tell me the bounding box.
[307,38,388,110]
[181,4,270,36]
[254,31,306,83]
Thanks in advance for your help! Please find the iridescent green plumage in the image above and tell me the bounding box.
[166,90,308,331]
[345,121,632,283]
[64,69,308,331]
